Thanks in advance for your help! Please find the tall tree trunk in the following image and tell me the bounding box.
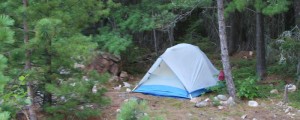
[255,11,266,80]
[228,11,240,55]
[294,0,300,27]
[168,27,174,46]
[22,0,37,120]
[217,0,236,99]
[153,29,158,56]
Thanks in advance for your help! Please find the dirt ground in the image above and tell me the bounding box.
[94,79,300,120]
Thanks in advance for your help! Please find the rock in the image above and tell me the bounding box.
[187,113,192,116]
[120,71,129,81]
[113,85,122,90]
[241,114,247,119]
[195,101,209,108]
[270,89,279,94]
[82,76,89,81]
[217,95,228,101]
[74,63,85,69]
[123,82,131,88]
[248,101,259,107]
[204,98,210,102]
[218,106,224,110]
[252,118,257,120]
[287,84,297,92]
[220,97,235,106]
[116,108,121,112]
[126,88,131,92]
[92,85,97,93]
[213,96,219,101]
[287,112,295,116]
[285,106,292,113]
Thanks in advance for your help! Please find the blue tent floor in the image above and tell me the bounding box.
[133,85,209,99]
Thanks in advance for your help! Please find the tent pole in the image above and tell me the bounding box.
[189,94,193,99]
[131,85,138,92]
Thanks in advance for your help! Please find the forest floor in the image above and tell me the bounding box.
[95,78,300,120]
[91,52,300,120]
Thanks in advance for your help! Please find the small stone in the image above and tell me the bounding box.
[276,101,284,106]
[218,106,224,110]
[248,101,259,107]
[217,95,228,101]
[287,112,295,116]
[92,85,97,93]
[187,113,192,116]
[126,88,131,92]
[285,106,292,113]
[226,97,235,106]
[116,109,121,112]
[113,85,122,90]
[270,89,279,94]
[287,84,297,92]
[120,71,128,81]
[123,82,131,88]
[252,118,257,120]
[195,101,209,108]
[220,97,235,106]
[241,114,247,119]
[213,96,219,101]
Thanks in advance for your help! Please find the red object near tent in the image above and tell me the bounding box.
[218,70,225,81]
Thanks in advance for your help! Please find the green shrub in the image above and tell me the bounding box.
[236,77,261,99]
[288,90,300,109]
[117,99,150,120]
[0,111,10,120]
[208,81,227,94]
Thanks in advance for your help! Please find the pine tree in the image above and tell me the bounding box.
[225,0,291,80]
[0,0,115,118]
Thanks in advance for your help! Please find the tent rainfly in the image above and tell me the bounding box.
[132,43,219,99]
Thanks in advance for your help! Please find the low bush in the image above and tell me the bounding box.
[117,99,150,120]
[236,77,261,99]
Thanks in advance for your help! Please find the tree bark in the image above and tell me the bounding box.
[217,0,236,99]
[22,0,37,120]
[153,29,158,56]
[255,11,266,80]
[168,27,174,46]
[294,0,300,27]
[228,11,240,55]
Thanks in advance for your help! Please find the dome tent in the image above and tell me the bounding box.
[132,43,219,99]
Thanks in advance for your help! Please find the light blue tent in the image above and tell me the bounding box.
[132,43,219,99]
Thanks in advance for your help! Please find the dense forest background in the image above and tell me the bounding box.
[0,0,300,119]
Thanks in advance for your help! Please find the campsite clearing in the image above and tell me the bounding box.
[97,81,300,120]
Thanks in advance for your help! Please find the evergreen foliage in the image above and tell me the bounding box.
[225,0,290,16]
[117,99,150,120]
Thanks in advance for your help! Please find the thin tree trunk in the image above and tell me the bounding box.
[228,11,240,55]
[22,0,37,120]
[153,29,158,56]
[217,0,236,99]
[294,0,300,27]
[168,27,174,46]
[256,11,266,80]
